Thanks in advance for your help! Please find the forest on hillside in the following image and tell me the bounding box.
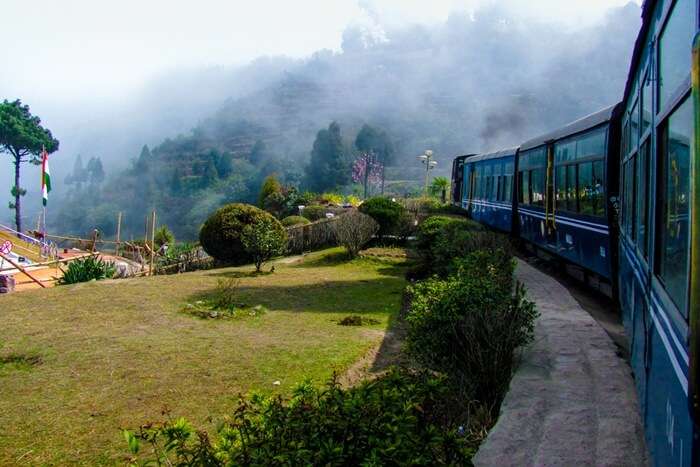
[48,3,641,240]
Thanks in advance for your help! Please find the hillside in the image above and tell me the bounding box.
[49,4,641,240]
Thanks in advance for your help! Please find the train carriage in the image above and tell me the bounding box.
[517,104,622,287]
[461,148,518,233]
[618,0,699,464]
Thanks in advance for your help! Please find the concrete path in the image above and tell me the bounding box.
[474,259,649,467]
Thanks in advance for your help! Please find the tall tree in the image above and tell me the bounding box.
[305,122,349,192]
[354,124,394,194]
[0,100,59,232]
[135,145,151,173]
[87,157,105,184]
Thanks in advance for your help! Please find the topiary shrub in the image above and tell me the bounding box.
[358,197,406,239]
[281,215,311,227]
[406,249,537,406]
[241,214,287,272]
[199,203,279,263]
[299,205,329,221]
[58,255,116,285]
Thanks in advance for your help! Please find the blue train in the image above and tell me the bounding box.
[451,1,699,464]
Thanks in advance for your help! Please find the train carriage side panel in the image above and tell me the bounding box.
[618,0,698,464]
[462,150,516,233]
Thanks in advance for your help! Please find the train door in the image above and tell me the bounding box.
[545,142,557,249]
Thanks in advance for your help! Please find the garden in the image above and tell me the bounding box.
[0,195,538,465]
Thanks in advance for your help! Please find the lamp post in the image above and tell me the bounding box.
[418,150,437,197]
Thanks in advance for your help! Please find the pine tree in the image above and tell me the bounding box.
[305,122,349,192]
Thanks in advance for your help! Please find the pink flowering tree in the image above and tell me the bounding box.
[352,152,383,199]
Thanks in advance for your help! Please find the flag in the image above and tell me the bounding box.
[41,147,51,206]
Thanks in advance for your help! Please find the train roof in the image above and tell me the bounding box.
[622,0,656,104]
[520,104,619,151]
[465,147,518,163]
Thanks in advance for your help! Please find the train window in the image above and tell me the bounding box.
[622,118,630,157]
[656,98,692,317]
[658,0,694,112]
[630,99,640,151]
[519,171,531,205]
[623,159,636,238]
[641,70,652,136]
[555,140,576,163]
[576,127,606,159]
[637,142,650,258]
[555,166,567,212]
[567,165,577,212]
[579,161,605,218]
[504,175,512,202]
[530,169,545,207]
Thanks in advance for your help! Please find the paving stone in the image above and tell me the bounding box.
[474,259,649,467]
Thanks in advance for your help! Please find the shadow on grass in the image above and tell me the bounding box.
[184,276,405,315]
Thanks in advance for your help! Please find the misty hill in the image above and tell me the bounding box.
[51,3,641,240]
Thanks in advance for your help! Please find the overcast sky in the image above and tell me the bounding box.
[3,0,640,103]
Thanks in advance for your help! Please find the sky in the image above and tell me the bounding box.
[2,0,641,102]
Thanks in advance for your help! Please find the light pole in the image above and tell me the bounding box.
[418,150,437,197]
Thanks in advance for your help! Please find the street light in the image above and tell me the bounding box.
[418,150,437,197]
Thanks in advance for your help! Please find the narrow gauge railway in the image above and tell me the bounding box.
[451,1,699,464]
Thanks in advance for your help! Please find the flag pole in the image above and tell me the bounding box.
[42,146,46,253]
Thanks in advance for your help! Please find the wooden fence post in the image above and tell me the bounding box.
[149,211,156,276]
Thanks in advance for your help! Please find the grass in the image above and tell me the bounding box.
[0,248,408,465]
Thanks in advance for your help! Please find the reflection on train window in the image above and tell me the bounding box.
[656,98,691,317]
[567,165,577,212]
[658,0,693,111]
[579,161,605,217]
[530,169,545,207]
[519,171,530,205]
[555,166,567,212]
[637,142,650,258]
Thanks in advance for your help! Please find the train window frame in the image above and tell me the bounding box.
[637,141,651,260]
[654,96,692,319]
[656,0,694,115]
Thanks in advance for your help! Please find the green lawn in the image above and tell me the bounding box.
[0,248,407,465]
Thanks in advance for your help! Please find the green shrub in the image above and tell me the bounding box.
[153,225,174,248]
[58,255,116,285]
[406,249,537,406]
[300,204,328,221]
[319,192,344,205]
[281,215,311,227]
[124,369,475,466]
[240,215,287,272]
[258,175,282,207]
[199,203,274,263]
[358,197,406,239]
[415,215,509,277]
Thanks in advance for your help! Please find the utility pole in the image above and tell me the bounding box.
[418,150,437,197]
[115,212,122,256]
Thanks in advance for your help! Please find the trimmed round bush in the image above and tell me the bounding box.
[300,205,328,221]
[281,215,311,227]
[199,203,282,262]
[358,197,406,239]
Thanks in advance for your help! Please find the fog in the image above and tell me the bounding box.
[1,0,641,231]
